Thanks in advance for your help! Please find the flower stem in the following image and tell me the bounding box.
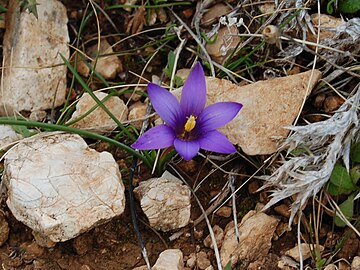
[0,118,152,168]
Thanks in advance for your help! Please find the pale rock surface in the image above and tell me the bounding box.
[0,125,22,150]
[196,251,211,269]
[206,25,240,63]
[220,211,279,268]
[134,171,191,232]
[128,101,148,130]
[309,14,343,43]
[87,39,123,80]
[132,266,148,270]
[351,256,360,270]
[277,255,299,269]
[201,3,231,26]
[1,0,69,115]
[173,70,322,155]
[152,249,184,270]
[203,225,224,249]
[2,133,125,242]
[285,243,324,262]
[324,264,337,270]
[186,253,196,268]
[69,92,128,132]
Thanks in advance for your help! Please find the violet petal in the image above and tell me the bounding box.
[132,125,175,150]
[148,83,183,129]
[198,130,237,154]
[174,138,200,161]
[180,62,206,117]
[197,102,243,132]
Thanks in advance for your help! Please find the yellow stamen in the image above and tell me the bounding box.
[184,115,196,132]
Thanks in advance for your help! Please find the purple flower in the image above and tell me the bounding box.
[131,63,243,161]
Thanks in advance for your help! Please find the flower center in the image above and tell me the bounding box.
[184,115,196,132]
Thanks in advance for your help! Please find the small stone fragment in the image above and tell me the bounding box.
[152,249,184,270]
[76,58,90,77]
[133,266,148,270]
[201,3,231,26]
[277,255,299,269]
[29,110,47,121]
[2,133,126,242]
[274,204,291,218]
[21,241,45,262]
[0,125,22,151]
[69,92,128,132]
[351,256,360,270]
[285,243,324,262]
[128,101,148,130]
[216,206,232,218]
[87,39,123,80]
[258,2,276,14]
[220,211,279,268]
[323,95,344,113]
[0,211,9,246]
[203,225,224,249]
[134,171,191,232]
[197,251,211,270]
[324,264,337,270]
[308,14,343,43]
[339,261,351,270]
[32,231,56,248]
[1,0,69,115]
[186,253,196,268]
[173,70,322,155]
[206,25,241,63]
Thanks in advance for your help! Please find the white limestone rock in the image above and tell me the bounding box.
[173,70,322,155]
[134,171,191,232]
[0,125,22,151]
[220,211,279,268]
[69,92,128,132]
[152,249,184,270]
[2,133,125,242]
[1,0,69,115]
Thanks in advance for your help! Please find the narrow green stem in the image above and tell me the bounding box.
[60,54,136,142]
[0,118,152,168]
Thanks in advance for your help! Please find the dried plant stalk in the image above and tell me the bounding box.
[261,87,360,224]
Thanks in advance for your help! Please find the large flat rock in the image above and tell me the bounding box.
[0,0,69,115]
[2,133,125,242]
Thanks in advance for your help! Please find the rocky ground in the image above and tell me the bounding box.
[0,0,359,269]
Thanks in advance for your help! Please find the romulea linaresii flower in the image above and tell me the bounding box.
[131,62,243,161]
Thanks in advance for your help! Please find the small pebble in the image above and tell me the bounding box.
[216,206,232,218]
[274,204,290,218]
[196,251,211,270]
[323,95,344,113]
[203,225,224,249]
[351,256,360,270]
